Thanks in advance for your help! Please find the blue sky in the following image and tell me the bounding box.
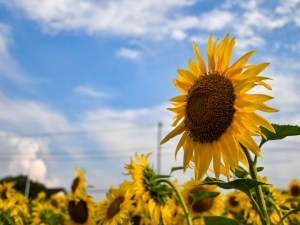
[0,0,300,201]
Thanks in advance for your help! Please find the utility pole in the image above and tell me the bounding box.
[157,122,162,174]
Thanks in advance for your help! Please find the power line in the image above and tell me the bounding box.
[0,123,157,139]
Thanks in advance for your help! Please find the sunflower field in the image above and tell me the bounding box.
[1,34,300,225]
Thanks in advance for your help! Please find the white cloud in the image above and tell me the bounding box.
[116,47,141,59]
[0,23,31,83]
[74,85,109,98]
[171,29,187,41]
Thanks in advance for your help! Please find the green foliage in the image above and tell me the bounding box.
[0,175,46,199]
[189,190,220,210]
[260,124,300,147]
[201,177,266,198]
[204,216,240,225]
[170,166,184,175]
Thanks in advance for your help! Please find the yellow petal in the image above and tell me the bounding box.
[241,63,270,78]
[192,42,207,75]
[177,69,197,83]
[173,78,190,94]
[238,94,273,103]
[197,142,213,180]
[256,103,279,113]
[235,134,262,157]
[212,140,221,179]
[188,59,200,77]
[207,34,216,74]
[169,94,186,103]
[249,112,275,133]
[160,121,185,145]
[175,131,187,160]
[183,136,194,172]
[227,51,256,77]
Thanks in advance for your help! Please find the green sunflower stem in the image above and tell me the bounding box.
[243,146,270,225]
[158,179,193,225]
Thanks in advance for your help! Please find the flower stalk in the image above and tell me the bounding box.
[243,146,270,225]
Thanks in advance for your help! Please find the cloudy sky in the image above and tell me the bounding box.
[0,0,300,201]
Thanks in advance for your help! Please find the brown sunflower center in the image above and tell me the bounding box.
[51,199,59,207]
[107,196,125,219]
[68,200,89,223]
[71,177,79,193]
[188,187,213,213]
[0,188,8,199]
[291,185,300,197]
[185,72,235,142]
[228,196,239,207]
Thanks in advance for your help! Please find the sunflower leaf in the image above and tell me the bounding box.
[231,166,249,178]
[260,124,300,147]
[201,177,266,198]
[170,166,184,174]
[192,215,201,221]
[204,216,240,225]
[284,197,300,203]
[279,205,290,210]
[257,167,264,172]
[189,190,220,204]
[154,174,170,179]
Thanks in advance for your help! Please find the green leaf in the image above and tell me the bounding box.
[257,167,264,172]
[279,205,290,210]
[201,177,266,198]
[284,197,300,203]
[231,166,249,178]
[189,190,220,204]
[260,124,300,147]
[192,215,201,221]
[170,166,183,174]
[154,174,170,179]
[295,200,300,211]
[204,216,240,225]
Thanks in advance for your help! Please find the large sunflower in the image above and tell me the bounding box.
[96,180,135,225]
[160,34,277,180]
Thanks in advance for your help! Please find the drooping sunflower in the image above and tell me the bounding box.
[95,180,135,225]
[71,168,87,197]
[180,178,224,225]
[65,195,95,225]
[160,34,277,180]
[125,153,173,224]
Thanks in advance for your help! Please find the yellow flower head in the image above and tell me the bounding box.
[181,178,224,224]
[66,195,95,225]
[225,191,243,215]
[0,181,16,199]
[125,153,173,224]
[96,180,135,225]
[288,179,300,198]
[161,34,277,180]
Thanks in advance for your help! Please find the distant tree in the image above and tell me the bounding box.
[0,175,46,199]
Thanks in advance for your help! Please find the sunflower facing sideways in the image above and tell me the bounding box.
[125,153,173,224]
[160,34,277,180]
[95,180,135,225]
